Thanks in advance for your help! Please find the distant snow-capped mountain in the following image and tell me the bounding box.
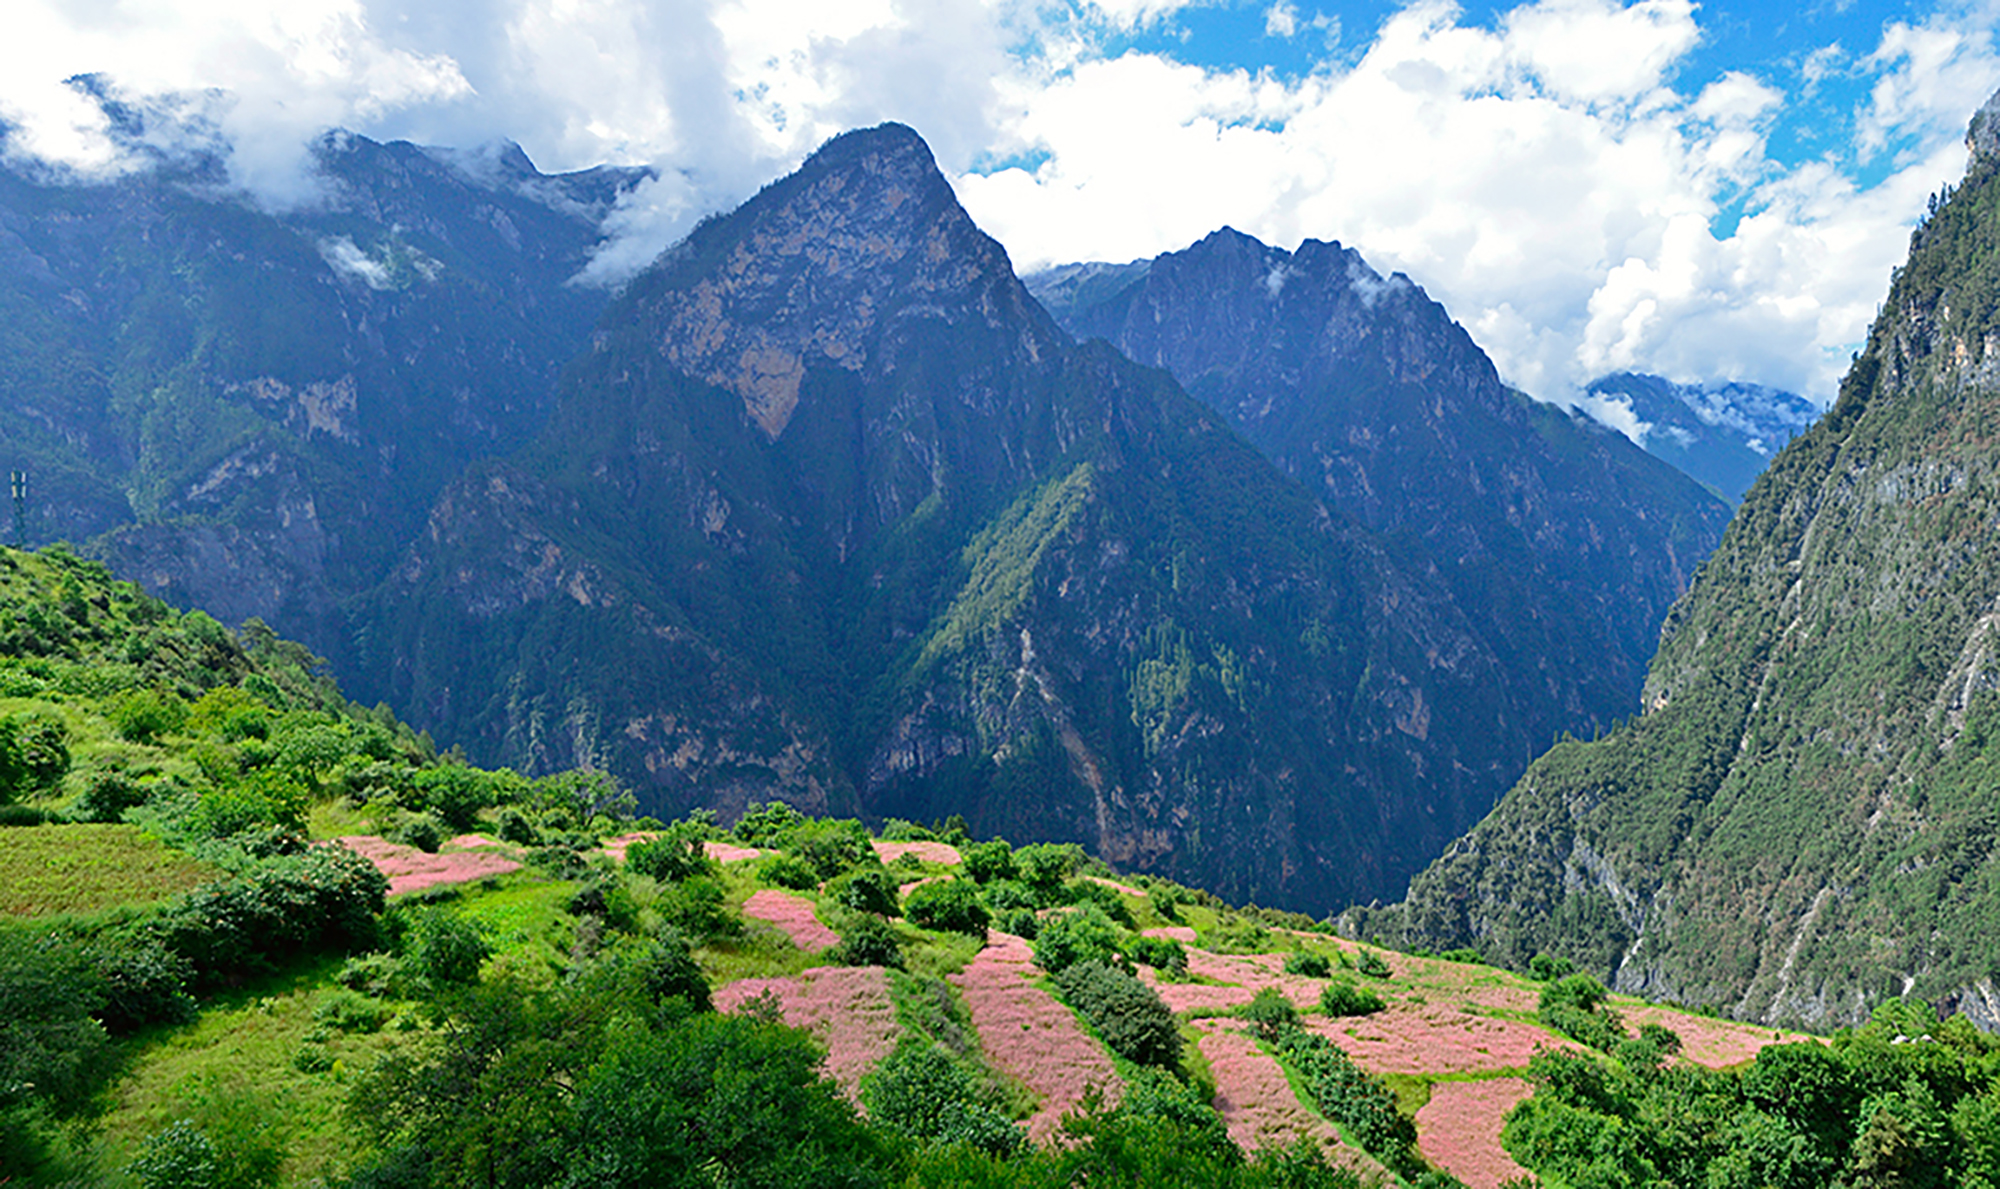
[1577,372,1821,503]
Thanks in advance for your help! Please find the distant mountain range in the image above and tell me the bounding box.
[1576,372,1821,503]
[0,121,1731,912]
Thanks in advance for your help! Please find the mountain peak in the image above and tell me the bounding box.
[1970,87,2000,161]
[623,123,1057,439]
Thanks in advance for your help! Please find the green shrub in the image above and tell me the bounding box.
[495,807,540,846]
[1273,1026,1421,1176]
[628,825,718,884]
[862,1043,1023,1156]
[904,879,989,936]
[982,879,1038,912]
[93,936,195,1033]
[1437,947,1485,965]
[830,867,901,917]
[335,953,402,997]
[408,765,490,833]
[758,853,819,890]
[1320,979,1385,1017]
[568,878,640,933]
[1354,949,1391,979]
[733,800,806,846]
[962,839,1018,883]
[1539,973,1623,1051]
[996,907,1040,939]
[789,818,877,880]
[128,1120,220,1189]
[389,813,445,853]
[1284,951,1332,978]
[638,932,712,1012]
[187,687,272,741]
[75,768,148,823]
[1032,905,1124,975]
[1529,953,1577,982]
[1126,935,1187,973]
[1056,959,1183,1068]
[155,845,387,987]
[656,876,739,942]
[1148,885,1184,922]
[831,915,904,970]
[0,715,68,797]
[313,989,394,1033]
[1240,987,1300,1041]
[407,911,489,986]
[1015,843,1081,893]
[110,687,187,744]
[1068,879,1137,927]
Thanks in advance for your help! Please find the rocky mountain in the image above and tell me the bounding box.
[1027,233,1733,757]
[355,123,1547,913]
[1579,371,1821,502]
[0,125,644,643]
[1360,97,2000,1029]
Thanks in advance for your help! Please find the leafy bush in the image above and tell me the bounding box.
[758,853,819,890]
[1127,935,1187,973]
[568,878,640,933]
[1529,953,1577,982]
[75,768,148,823]
[1239,987,1300,1041]
[904,879,989,935]
[1056,960,1182,1068]
[1016,843,1081,893]
[996,907,1040,939]
[335,953,403,997]
[790,818,877,880]
[1069,880,1138,927]
[1284,951,1332,978]
[862,1042,1023,1156]
[982,879,1038,912]
[192,769,309,838]
[128,1120,221,1189]
[314,989,395,1034]
[733,799,807,846]
[0,714,68,799]
[1272,1026,1422,1177]
[1539,973,1623,1052]
[1033,905,1124,974]
[495,807,540,846]
[637,931,711,1012]
[1319,979,1385,1017]
[831,915,904,969]
[155,844,387,987]
[407,911,490,986]
[628,825,718,884]
[408,765,490,833]
[389,813,445,853]
[656,876,739,942]
[961,839,1018,884]
[110,687,188,744]
[1354,949,1391,979]
[93,935,195,1033]
[187,687,272,741]
[830,867,901,918]
[1148,885,1184,922]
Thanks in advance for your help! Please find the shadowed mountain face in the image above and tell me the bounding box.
[1028,231,1733,759]
[1580,371,1821,503]
[0,131,643,644]
[358,124,1544,913]
[1366,101,2000,1029]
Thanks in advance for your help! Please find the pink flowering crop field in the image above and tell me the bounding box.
[714,966,901,1102]
[1416,1078,1532,1189]
[872,840,961,865]
[1623,1004,1810,1067]
[1306,1002,1579,1076]
[1196,1020,1341,1152]
[949,930,1121,1142]
[742,888,841,953]
[333,835,521,895]
[704,840,766,863]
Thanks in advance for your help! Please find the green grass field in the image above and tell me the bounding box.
[0,823,215,917]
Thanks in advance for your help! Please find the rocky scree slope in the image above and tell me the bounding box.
[1364,97,2000,1030]
[0,124,642,648]
[1029,232,1732,757]
[359,123,1530,915]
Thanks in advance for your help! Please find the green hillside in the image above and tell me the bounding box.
[1369,111,2000,1032]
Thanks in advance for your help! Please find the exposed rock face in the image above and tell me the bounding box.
[366,124,1536,913]
[0,130,643,651]
[1030,230,1732,759]
[1369,93,2000,1028]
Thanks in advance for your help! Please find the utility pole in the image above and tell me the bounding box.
[10,470,24,547]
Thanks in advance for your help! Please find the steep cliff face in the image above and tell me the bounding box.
[1029,232,1732,754]
[365,124,1530,912]
[0,131,642,645]
[1372,100,2000,1028]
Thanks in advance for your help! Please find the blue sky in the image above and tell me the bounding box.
[2,0,1996,404]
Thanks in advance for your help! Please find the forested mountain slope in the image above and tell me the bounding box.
[1364,95,2000,1030]
[0,127,642,644]
[354,123,1539,914]
[1028,232,1731,752]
